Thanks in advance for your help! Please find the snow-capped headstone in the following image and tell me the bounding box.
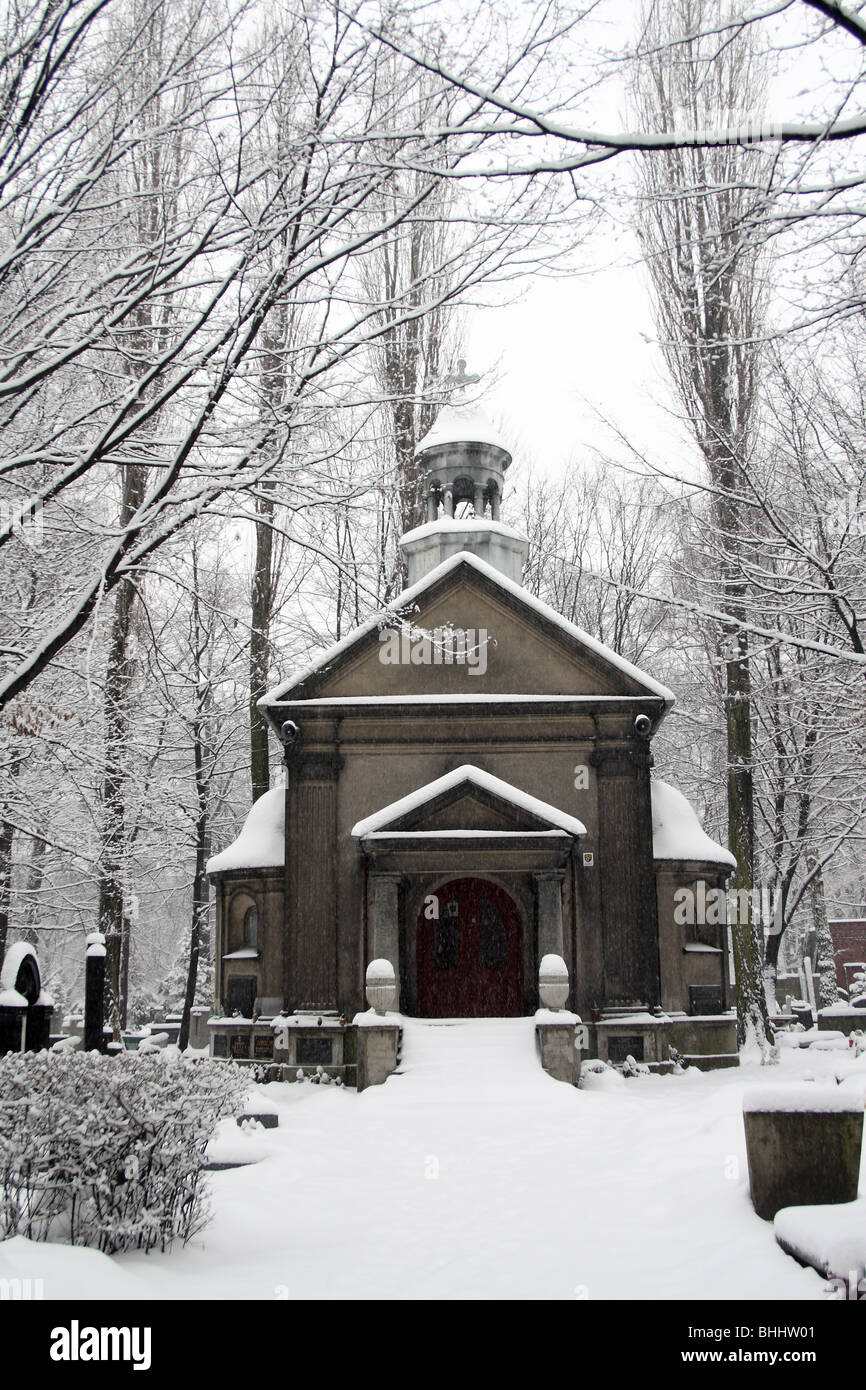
[84,931,107,1053]
[743,1085,864,1220]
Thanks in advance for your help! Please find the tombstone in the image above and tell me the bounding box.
[83,932,107,1052]
[189,1006,210,1050]
[0,943,54,1054]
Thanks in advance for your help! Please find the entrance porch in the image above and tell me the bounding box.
[352,763,587,1018]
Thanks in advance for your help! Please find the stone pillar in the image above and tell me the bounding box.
[427,490,438,523]
[591,744,660,1009]
[284,735,342,1012]
[371,872,402,1011]
[490,486,501,521]
[473,483,484,517]
[535,871,565,959]
[444,488,454,517]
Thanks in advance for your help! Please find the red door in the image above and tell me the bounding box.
[417,878,523,1017]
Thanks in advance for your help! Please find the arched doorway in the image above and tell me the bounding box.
[417,878,523,1017]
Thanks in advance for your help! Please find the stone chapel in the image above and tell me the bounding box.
[206,393,739,1074]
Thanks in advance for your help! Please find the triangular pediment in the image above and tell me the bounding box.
[351,765,586,839]
[262,553,672,709]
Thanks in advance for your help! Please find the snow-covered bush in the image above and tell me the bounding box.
[0,1050,247,1254]
[849,966,866,1007]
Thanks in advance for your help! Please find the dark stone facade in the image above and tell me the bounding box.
[209,553,733,1026]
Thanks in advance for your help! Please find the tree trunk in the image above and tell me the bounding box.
[99,465,144,1033]
[723,623,769,1045]
[807,854,838,1008]
[250,484,274,803]
[0,814,13,974]
[179,716,210,1051]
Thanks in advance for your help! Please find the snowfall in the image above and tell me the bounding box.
[1,1018,864,1301]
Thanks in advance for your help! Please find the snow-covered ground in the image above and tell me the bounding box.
[1,1019,863,1300]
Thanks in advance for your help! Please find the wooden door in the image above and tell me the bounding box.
[417,878,523,1017]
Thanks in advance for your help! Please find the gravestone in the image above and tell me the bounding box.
[0,943,54,1054]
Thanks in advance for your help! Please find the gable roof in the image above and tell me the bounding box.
[351,764,587,839]
[261,550,674,708]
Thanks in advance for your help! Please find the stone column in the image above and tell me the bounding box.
[371,872,402,1011]
[473,483,485,517]
[591,744,660,1009]
[427,490,438,523]
[284,737,342,1012]
[534,870,565,959]
[490,487,501,521]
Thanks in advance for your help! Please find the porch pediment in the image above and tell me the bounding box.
[351,764,586,841]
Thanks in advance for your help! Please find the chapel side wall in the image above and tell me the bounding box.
[213,869,285,1012]
[656,863,730,1014]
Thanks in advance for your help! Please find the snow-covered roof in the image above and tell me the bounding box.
[651,779,735,869]
[352,764,587,838]
[0,942,38,993]
[261,550,675,707]
[361,830,570,840]
[400,517,527,547]
[207,787,285,874]
[414,403,510,457]
[270,695,663,707]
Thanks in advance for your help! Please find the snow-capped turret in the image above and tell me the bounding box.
[401,362,528,585]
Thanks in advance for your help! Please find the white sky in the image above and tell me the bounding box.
[466,233,698,488]
[455,0,864,496]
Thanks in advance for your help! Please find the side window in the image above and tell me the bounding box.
[229,891,259,952]
[243,904,259,949]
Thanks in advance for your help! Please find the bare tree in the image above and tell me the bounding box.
[632,0,773,1046]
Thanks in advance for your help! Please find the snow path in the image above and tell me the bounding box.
[4,1024,862,1300]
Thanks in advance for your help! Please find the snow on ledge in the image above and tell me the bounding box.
[743,1085,864,1114]
[775,1200,866,1280]
[362,829,569,840]
[207,787,285,874]
[353,1008,402,1028]
[400,517,526,545]
[651,779,735,869]
[535,1008,582,1025]
[351,764,587,839]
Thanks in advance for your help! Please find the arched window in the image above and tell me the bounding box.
[243,904,259,950]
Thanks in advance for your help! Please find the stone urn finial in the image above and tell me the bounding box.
[366,959,396,1015]
[539,954,569,1010]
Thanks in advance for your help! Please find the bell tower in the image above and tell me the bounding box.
[399,362,529,586]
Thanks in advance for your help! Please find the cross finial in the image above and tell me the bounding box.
[444,358,481,398]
